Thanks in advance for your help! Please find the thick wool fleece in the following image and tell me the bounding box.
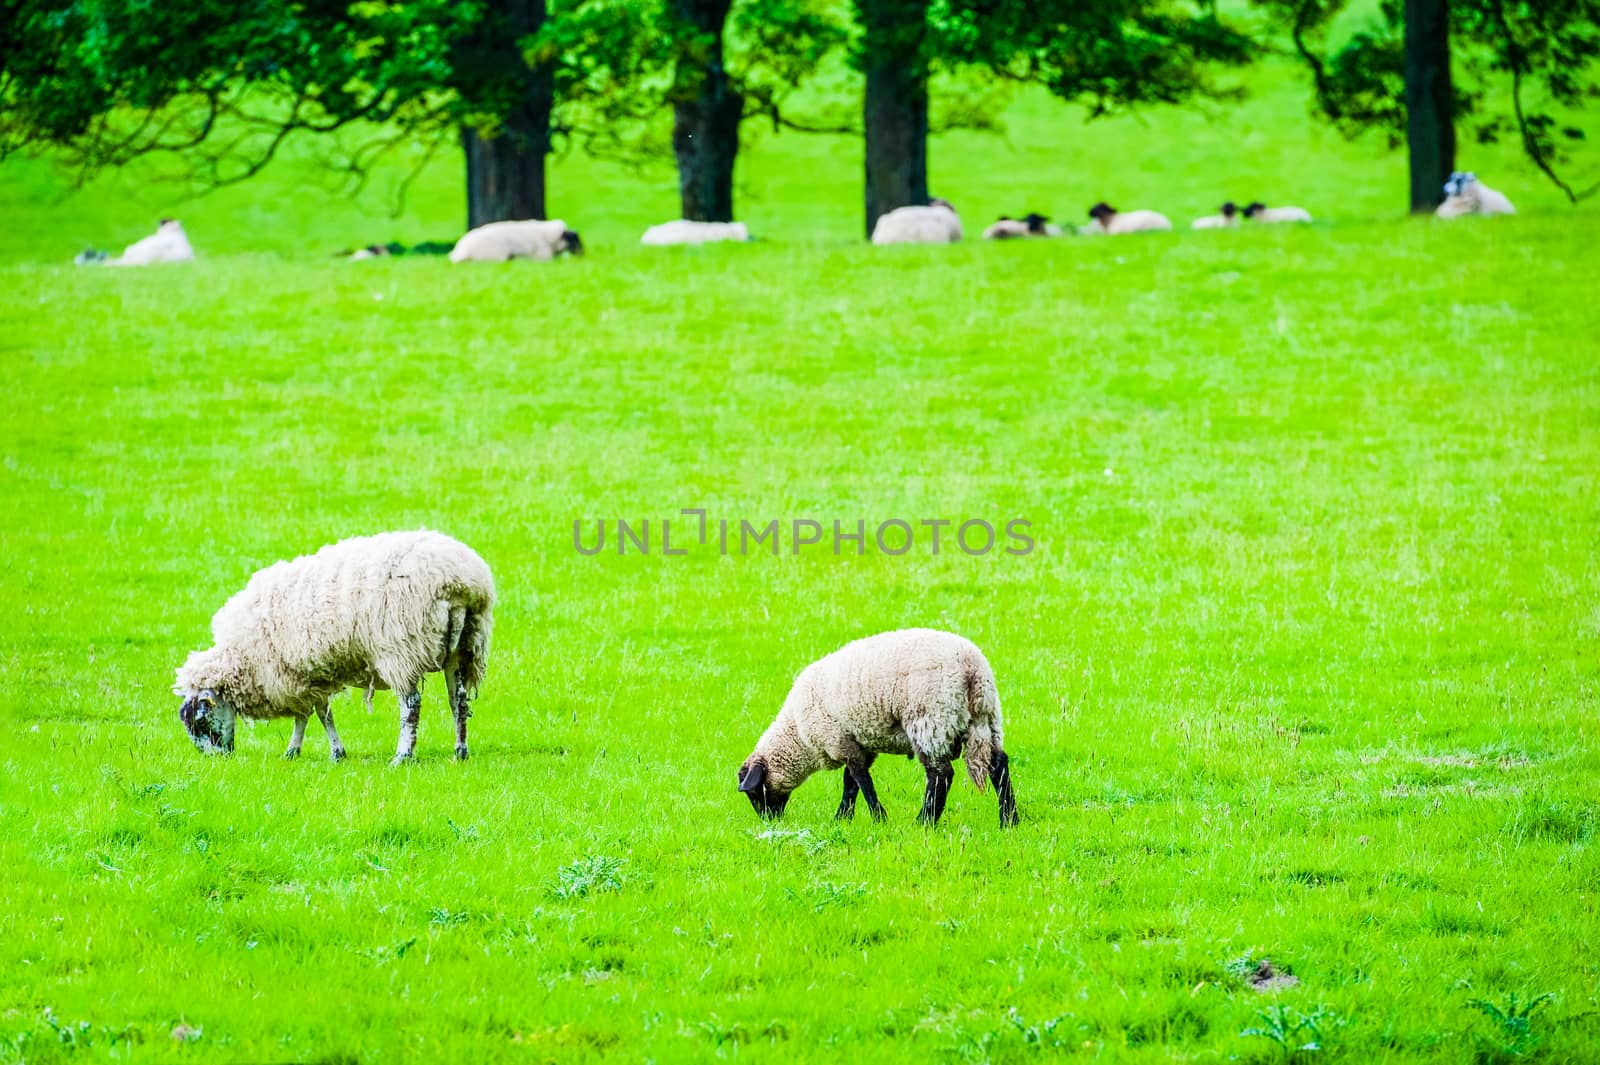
[1436,178,1516,219]
[175,531,494,719]
[751,628,1003,793]
[641,220,751,245]
[1245,205,1313,224]
[871,204,963,245]
[449,219,575,262]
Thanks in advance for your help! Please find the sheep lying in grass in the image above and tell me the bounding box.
[870,199,963,244]
[75,219,195,266]
[737,628,1018,827]
[1435,172,1516,218]
[449,219,583,262]
[1191,202,1241,229]
[174,531,494,765]
[641,220,751,245]
[1081,202,1172,235]
[982,213,1062,239]
[1242,201,1313,224]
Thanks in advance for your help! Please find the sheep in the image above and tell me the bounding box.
[1435,172,1516,218]
[448,219,583,262]
[74,219,195,266]
[1242,201,1313,224]
[870,198,963,245]
[1191,202,1241,230]
[641,220,751,246]
[982,213,1063,240]
[173,530,495,766]
[737,628,1018,827]
[1081,203,1173,235]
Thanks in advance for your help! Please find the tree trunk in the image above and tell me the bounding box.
[1403,0,1455,213]
[459,0,554,229]
[859,0,930,238]
[673,0,742,222]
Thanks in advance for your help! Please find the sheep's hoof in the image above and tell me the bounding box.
[330,748,347,764]
[282,748,301,761]
[389,754,414,768]
[454,745,469,762]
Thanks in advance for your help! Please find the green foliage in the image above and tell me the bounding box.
[1242,1004,1345,1058]
[1467,992,1555,1060]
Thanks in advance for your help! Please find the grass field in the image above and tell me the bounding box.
[3,54,1600,1063]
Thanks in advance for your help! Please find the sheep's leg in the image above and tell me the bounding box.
[446,667,471,761]
[283,715,308,760]
[835,768,859,821]
[990,749,1019,828]
[316,703,346,763]
[918,758,956,826]
[391,687,421,766]
[848,761,887,822]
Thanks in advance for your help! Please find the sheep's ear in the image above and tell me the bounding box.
[739,760,767,793]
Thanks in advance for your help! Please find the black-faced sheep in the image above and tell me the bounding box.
[870,199,963,244]
[1191,202,1241,229]
[1435,172,1516,218]
[737,628,1018,827]
[75,219,195,266]
[982,213,1062,239]
[1242,201,1313,224]
[1082,202,1173,235]
[449,220,583,262]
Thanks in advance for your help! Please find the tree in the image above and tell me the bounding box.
[0,0,588,227]
[1258,0,1600,211]
[852,0,1256,235]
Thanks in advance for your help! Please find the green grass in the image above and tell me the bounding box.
[2,59,1599,1063]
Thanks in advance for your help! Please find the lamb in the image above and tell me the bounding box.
[1242,201,1313,224]
[1191,202,1241,230]
[1435,172,1516,218]
[1081,203,1173,235]
[982,213,1063,239]
[870,198,963,245]
[737,628,1018,827]
[448,219,583,262]
[74,219,195,266]
[641,220,751,246]
[173,531,495,765]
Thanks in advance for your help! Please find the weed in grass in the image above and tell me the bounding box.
[549,855,627,900]
[1241,1004,1345,1059]
[1467,991,1554,1061]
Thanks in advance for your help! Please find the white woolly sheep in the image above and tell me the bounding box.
[1242,201,1313,224]
[1435,172,1516,218]
[641,220,751,246]
[982,213,1063,240]
[870,198,963,245]
[448,219,583,262]
[75,219,195,266]
[1191,202,1241,230]
[737,628,1018,827]
[1081,203,1173,235]
[174,530,495,765]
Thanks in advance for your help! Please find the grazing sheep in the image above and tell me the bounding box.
[75,219,194,266]
[174,531,495,765]
[870,198,963,245]
[641,220,751,246]
[1081,203,1173,235]
[1242,201,1313,224]
[737,628,1018,827]
[982,213,1063,240]
[1191,202,1241,230]
[448,219,583,262]
[1435,172,1516,218]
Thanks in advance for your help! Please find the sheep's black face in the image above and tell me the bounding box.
[560,229,584,256]
[178,691,236,755]
[1088,202,1115,223]
[738,758,791,820]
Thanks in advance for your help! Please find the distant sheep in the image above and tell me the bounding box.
[449,219,583,262]
[75,219,194,266]
[1242,201,1313,224]
[737,628,1018,827]
[1191,202,1241,230]
[1081,203,1173,235]
[174,531,494,765]
[641,220,751,246]
[871,198,963,245]
[1435,172,1516,218]
[982,213,1063,240]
